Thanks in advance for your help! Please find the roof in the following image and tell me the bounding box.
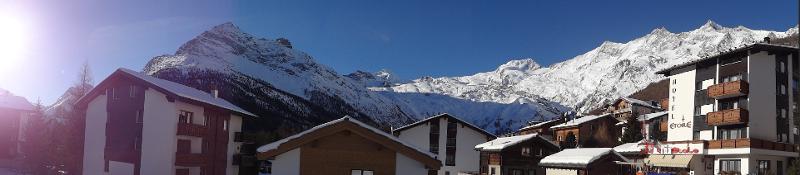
[550,114,611,130]
[257,116,442,169]
[519,119,560,131]
[637,111,668,121]
[539,148,629,168]
[613,140,646,154]
[0,93,35,111]
[392,113,495,138]
[657,43,799,75]
[76,68,255,117]
[474,133,559,152]
[644,155,695,168]
[620,97,660,109]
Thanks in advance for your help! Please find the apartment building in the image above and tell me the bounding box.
[77,68,256,175]
[392,113,496,175]
[653,43,799,174]
[0,91,35,167]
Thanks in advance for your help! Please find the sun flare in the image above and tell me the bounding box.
[0,14,29,72]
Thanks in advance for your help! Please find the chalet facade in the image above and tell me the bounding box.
[474,133,560,175]
[539,148,628,175]
[550,114,620,148]
[606,97,663,122]
[518,119,562,136]
[78,68,256,175]
[0,91,35,167]
[257,117,442,175]
[650,43,800,174]
[392,113,496,175]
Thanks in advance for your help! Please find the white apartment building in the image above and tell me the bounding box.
[653,43,799,175]
[392,113,496,175]
[77,68,256,175]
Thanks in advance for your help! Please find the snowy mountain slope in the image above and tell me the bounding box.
[379,21,798,113]
[143,23,416,128]
[345,69,403,87]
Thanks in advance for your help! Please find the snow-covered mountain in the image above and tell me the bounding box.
[378,21,798,113]
[345,69,403,87]
[143,23,420,132]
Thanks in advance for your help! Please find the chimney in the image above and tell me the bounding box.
[211,89,219,98]
[764,37,771,44]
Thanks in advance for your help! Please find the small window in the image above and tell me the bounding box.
[672,88,676,93]
[223,120,229,131]
[538,148,544,156]
[781,85,787,95]
[351,170,373,175]
[781,62,786,73]
[672,79,676,84]
[491,168,496,175]
[112,88,118,99]
[135,110,143,123]
[129,85,136,98]
[757,160,770,175]
[694,106,702,116]
[782,109,787,118]
[695,82,703,91]
[521,147,531,157]
[179,111,194,124]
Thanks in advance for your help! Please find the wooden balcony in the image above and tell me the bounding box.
[707,80,749,99]
[708,138,797,152]
[177,123,206,137]
[175,153,206,166]
[706,108,748,126]
[659,120,668,132]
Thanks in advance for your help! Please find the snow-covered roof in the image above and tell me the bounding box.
[519,119,559,131]
[550,114,611,130]
[638,111,668,121]
[258,116,437,159]
[613,140,646,154]
[539,148,629,168]
[474,133,558,151]
[393,113,495,137]
[657,43,799,75]
[116,68,255,117]
[621,97,659,109]
[0,93,35,111]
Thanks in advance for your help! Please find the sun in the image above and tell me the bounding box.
[0,14,29,72]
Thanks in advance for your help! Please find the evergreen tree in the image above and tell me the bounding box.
[18,99,53,174]
[50,61,94,174]
[621,116,644,143]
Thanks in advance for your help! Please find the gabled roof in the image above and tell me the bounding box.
[474,133,558,152]
[657,43,799,75]
[550,114,612,130]
[392,113,496,138]
[637,111,668,121]
[539,148,629,168]
[519,118,560,131]
[0,93,34,111]
[614,97,660,110]
[76,68,255,117]
[257,116,442,169]
[613,140,646,154]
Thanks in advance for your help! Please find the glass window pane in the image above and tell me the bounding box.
[351,170,362,175]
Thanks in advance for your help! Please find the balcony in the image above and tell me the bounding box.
[177,123,206,137]
[706,108,748,126]
[175,153,206,166]
[707,80,749,99]
[659,120,668,132]
[708,138,797,152]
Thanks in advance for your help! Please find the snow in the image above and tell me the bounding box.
[621,97,659,109]
[257,116,437,159]
[378,21,794,115]
[0,90,34,111]
[519,119,559,131]
[474,133,557,151]
[392,113,494,137]
[117,68,255,117]
[613,140,646,154]
[550,114,611,129]
[539,148,628,168]
[638,111,668,121]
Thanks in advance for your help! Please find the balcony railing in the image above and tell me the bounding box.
[175,153,206,166]
[706,108,748,126]
[177,123,206,137]
[707,80,749,99]
[708,138,796,152]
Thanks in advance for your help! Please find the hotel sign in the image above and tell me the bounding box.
[641,141,704,155]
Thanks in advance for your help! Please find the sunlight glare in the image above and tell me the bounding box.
[0,14,29,72]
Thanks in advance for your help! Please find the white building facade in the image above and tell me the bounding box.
[654,43,799,175]
[392,113,496,175]
[78,68,255,175]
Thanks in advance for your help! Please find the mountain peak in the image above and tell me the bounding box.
[650,27,672,35]
[497,58,541,72]
[699,20,723,31]
[209,22,241,33]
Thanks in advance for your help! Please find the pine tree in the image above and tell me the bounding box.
[51,61,94,174]
[18,99,53,174]
[621,116,644,143]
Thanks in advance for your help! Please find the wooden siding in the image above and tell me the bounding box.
[299,131,396,175]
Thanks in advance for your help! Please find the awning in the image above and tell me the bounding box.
[643,155,695,168]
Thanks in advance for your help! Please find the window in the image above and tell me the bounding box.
[223,120,229,130]
[511,169,523,175]
[781,62,786,73]
[722,74,743,83]
[695,81,703,91]
[445,120,457,166]
[445,172,450,175]
[521,147,531,157]
[179,111,194,124]
[491,167,496,175]
[718,98,740,110]
[112,87,118,99]
[350,170,373,175]
[672,88,676,93]
[778,161,784,175]
[177,139,191,154]
[135,110,143,123]
[720,159,741,174]
[129,85,137,98]
[538,148,544,156]
[782,109,787,118]
[757,160,770,175]
[694,106,702,116]
[781,85,787,95]
[672,79,676,84]
[429,120,440,154]
[718,128,747,139]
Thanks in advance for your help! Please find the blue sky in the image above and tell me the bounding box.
[0,0,796,105]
